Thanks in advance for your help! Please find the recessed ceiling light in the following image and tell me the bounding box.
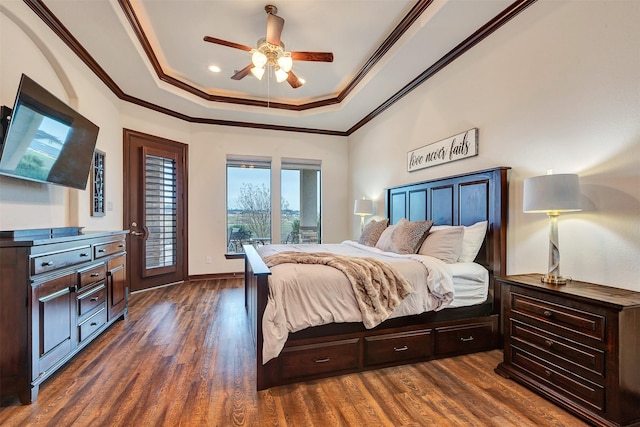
[208,65,221,73]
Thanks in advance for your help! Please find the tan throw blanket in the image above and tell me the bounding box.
[263,251,413,329]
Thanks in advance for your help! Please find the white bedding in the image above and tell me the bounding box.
[257,241,487,363]
[445,262,489,308]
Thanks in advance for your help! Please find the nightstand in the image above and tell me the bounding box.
[495,274,640,427]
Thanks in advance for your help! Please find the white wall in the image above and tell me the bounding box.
[0,1,349,277]
[349,1,640,290]
[0,0,123,232]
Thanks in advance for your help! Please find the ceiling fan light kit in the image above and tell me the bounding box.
[204,4,333,89]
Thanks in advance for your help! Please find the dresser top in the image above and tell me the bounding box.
[498,274,640,309]
[0,229,128,248]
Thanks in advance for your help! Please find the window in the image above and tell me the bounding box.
[226,156,271,254]
[144,152,177,273]
[281,159,321,244]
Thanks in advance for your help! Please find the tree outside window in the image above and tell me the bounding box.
[226,157,321,254]
[226,159,271,254]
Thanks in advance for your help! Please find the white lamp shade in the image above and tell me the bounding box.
[250,66,265,80]
[251,50,267,68]
[354,199,373,215]
[275,67,288,83]
[523,173,581,213]
[278,53,293,72]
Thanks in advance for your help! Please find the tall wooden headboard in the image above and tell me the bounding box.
[385,167,510,306]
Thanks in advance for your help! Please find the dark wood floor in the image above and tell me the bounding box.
[0,279,587,426]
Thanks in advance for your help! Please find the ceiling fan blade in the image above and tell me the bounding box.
[203,36,252,52]
[290,51,334,62]
[286,71,303,89]
[231,64,253,80]
[266,13,284,46]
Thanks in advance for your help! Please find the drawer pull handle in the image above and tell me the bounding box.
[544,370,552,378]
[90,297,99,302]
[90,322,98,327]
[42,261,54,267]
[460,336,474,342]
[118,244,125,248]
[98,249,106,253]
[544,339,554,348]
[543,310,553,318]
[394,345,408,352]
[80,252,90,257]
[314,358,330,363]
[90,273,100,277]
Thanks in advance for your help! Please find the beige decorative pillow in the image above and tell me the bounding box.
[375,225,396,251]
[418,226,465,263]
[358,218,389,247]
[387,218,434,254]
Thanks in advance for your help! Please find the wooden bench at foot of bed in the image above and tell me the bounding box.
[245,167,510,390]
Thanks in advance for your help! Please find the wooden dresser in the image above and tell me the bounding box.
[0,228,129,404]
[495,274,640,427]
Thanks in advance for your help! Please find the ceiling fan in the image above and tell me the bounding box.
[204,4,333,89]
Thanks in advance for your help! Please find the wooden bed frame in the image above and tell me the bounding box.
[245,167,510,390]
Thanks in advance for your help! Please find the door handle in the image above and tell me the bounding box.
[130,221,144,236]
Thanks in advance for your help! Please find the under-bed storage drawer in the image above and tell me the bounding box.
[279,338,360,380]
[435,315,498,357]
[365,329,432,367]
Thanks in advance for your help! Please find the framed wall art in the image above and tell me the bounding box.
[91,149,105,216]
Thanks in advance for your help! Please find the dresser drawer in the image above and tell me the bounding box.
[435,317,497,357]
[365,329,432,367]
[77,283,107,320]
[94,240,126,259]
[511,346,605,412]
[77,263,107,289]
[78,307,107,343]
[510,319,605,380]
[279,338,360,380]
[511,291,605,342]
[32,247,92,275]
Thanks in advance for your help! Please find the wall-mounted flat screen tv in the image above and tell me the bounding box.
[0,74,99,190]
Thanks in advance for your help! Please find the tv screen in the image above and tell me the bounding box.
[0,74,99,190]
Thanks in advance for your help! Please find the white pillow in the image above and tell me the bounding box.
[458,221,488,262]
[427,220,488,262]
[418,226,464,263]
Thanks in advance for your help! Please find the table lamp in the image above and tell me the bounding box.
[523,172,581,284]
[354,198,373,233]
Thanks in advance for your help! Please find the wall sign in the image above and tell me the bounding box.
[407,128,478,172]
